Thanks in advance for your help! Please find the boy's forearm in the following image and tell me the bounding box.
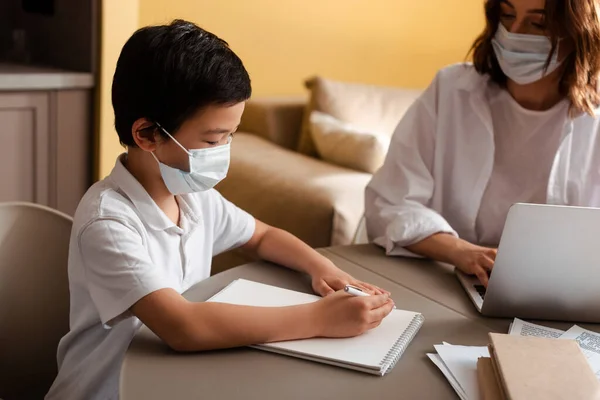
[249,226,334,276]
[171,301,319,352]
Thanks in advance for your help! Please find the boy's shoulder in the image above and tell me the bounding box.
[73,177,143,233]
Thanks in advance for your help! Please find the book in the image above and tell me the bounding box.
[206,278,424,375]
[477,357,506,400]
[488,333,600,400]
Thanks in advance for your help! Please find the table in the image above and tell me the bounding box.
[323,245,600,333]
[121,245,600,399]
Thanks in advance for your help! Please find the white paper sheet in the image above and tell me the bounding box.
[434,344,490,400]
[207,279,422,373]
[427,353,468,400]
[559,325,600,380]
[508,318,565,338]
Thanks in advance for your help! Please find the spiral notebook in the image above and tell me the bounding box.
[207,279,424,376]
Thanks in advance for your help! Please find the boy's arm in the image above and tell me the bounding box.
[241,220,388,296]
[131,289,314,351]
[131,287,393,352]
[79,217,394,353]
[211,193,384,296]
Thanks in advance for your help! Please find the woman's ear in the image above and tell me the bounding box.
[131,118,160,151]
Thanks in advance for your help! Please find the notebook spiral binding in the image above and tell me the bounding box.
[379,314,425,374]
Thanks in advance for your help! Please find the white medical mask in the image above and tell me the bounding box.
[492,24,562,85]
[151,123,231,195]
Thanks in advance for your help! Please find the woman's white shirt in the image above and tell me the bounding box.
[365,63,600,255]
[476,89,569,245]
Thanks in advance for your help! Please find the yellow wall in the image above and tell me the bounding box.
[97,0,484,177]
[96,0,139,179]
[139,0,485,95]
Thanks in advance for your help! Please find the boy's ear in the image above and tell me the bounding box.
[131,118,161,151]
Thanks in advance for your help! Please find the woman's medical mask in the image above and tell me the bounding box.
[151,123,231,195]
[492,24,562,85]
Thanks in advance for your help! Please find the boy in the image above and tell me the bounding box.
[46,20,394,400]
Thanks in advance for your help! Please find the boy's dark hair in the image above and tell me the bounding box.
[112,19,252,147]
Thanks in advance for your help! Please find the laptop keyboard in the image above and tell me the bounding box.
[474,284,486,300]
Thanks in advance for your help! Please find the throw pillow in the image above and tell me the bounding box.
[310,111,390,174]
[298,76,422,156]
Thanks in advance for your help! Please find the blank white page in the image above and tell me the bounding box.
[208,279,422,370]
[434,344,490,400]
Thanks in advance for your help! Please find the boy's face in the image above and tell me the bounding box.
[153,102,245,172]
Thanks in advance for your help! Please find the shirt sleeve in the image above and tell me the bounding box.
[364,72,457,257]
[78,218,171,328]
[210,191,256,255]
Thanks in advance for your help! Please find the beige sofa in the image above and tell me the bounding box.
[212,97,372,273]
[212,79,422,274]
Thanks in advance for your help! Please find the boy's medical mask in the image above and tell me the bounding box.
[151,123,231,195]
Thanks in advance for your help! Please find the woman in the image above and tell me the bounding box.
[365,0,600,286]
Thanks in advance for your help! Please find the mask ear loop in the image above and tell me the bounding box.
[150,152,161,165]
[155,122,192,156]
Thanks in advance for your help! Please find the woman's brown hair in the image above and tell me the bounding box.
[470,0,600,116]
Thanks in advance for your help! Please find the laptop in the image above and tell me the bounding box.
[457,203,600,323]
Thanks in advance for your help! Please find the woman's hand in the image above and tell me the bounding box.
[406,233,497,287]
[449,241,497,287]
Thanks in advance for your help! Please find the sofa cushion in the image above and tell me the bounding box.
[298,76,422,156]
[310,111,390,174]
[239,97,306,150]
[216,132,371,250]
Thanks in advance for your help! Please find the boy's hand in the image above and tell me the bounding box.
[310,263,389,297]
[243,221,390,296]
[312,290,395,337]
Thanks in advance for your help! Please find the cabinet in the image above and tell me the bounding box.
[0,0,98,215]
[0,92,49,205]
[0,90,92,215]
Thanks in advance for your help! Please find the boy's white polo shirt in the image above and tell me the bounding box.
[46,155,255,400]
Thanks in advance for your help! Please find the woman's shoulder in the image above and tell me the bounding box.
[414,63,491,114]
[431,62,489,92]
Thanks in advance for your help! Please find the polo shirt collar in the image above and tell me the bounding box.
[108,154,176,231]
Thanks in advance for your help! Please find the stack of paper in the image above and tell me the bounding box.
[509,318,600,380]
[427,343,490,400]
[428,318,600,399]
